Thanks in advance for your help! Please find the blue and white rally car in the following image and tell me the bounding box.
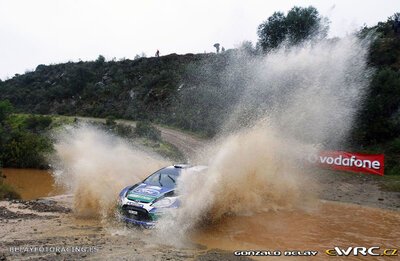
[117,164,206,227]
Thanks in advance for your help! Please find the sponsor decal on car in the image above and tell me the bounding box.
[127,193,157,202]
[133,188,161,197]
[146,186,162,190]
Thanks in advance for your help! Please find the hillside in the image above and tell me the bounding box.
[0,51,243,137]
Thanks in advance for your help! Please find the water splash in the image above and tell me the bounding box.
[155,36,370,245]
[51,123,167,218]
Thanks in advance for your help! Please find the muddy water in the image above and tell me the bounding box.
[2,168,64,200]
[192,201,400,259]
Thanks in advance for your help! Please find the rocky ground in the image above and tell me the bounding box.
[0,196,253,261]
[316,170,400,210]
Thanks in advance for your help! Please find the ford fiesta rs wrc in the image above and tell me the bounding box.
[117,164,206,227]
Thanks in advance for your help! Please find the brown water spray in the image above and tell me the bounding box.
[51,123,168,218]
[155,36,370,245]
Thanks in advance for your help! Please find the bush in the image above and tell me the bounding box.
[0,166,21,200]
[134,121,161,141]
[0,183,21,200]
[1,131,52,168]
[105,116,116,126]
[24,115,52,133]
[0,103,53,168]
[114,123,134,138]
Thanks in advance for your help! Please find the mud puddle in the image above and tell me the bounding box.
[2,168,64,200]
[192,201,400,259]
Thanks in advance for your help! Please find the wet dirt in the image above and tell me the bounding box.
[192,201,400,258]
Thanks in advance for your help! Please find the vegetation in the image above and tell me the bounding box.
[0,102,183,169]
[0,54,201,120]
[379,175,400,192]
[351,13,400,175]
[257,6,328,52]
[0,182,21,200]
[97,117,183,161]
[115,120,183,161]
[0,51,238,137]
[132,121,184,161]
[0,101,53,168]
[134,121,161,141]
[0,163,21,200]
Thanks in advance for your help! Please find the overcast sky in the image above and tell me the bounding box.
[0,0,397,79]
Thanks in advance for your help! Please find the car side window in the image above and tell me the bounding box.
[160,173,177,187]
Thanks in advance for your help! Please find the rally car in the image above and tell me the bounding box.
[117,164,206,227]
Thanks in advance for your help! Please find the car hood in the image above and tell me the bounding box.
[125,183,174,203]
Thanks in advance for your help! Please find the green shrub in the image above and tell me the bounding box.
[0,183,21,200]
[114,123,134,138]
[0,166,21,200]
[105,116,116,126]
[24,115,52,133]
[0,103,53,168]
[135,121,161,141]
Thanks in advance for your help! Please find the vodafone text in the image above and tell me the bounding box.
[317,155,380,169]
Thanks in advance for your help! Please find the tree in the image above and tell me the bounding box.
[285,6,327,45]
[257,6,328,52]
[257,11,287,51]
[238,41,256,55]
[96,55,105,63]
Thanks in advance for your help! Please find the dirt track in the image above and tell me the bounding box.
[156,126,205,160]
[1,122,399,260]
[77,117,204,160]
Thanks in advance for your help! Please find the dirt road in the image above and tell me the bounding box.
[76,117,204,160]
[156,126,204,160]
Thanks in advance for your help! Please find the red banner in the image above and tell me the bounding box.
[310,151,384,176]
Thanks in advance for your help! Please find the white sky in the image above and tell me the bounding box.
[0,0,397,79]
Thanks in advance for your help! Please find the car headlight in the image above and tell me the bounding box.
[152,197,176,208]
[117,187,130,205]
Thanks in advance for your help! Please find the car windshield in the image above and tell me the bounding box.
[143,168,180,188]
